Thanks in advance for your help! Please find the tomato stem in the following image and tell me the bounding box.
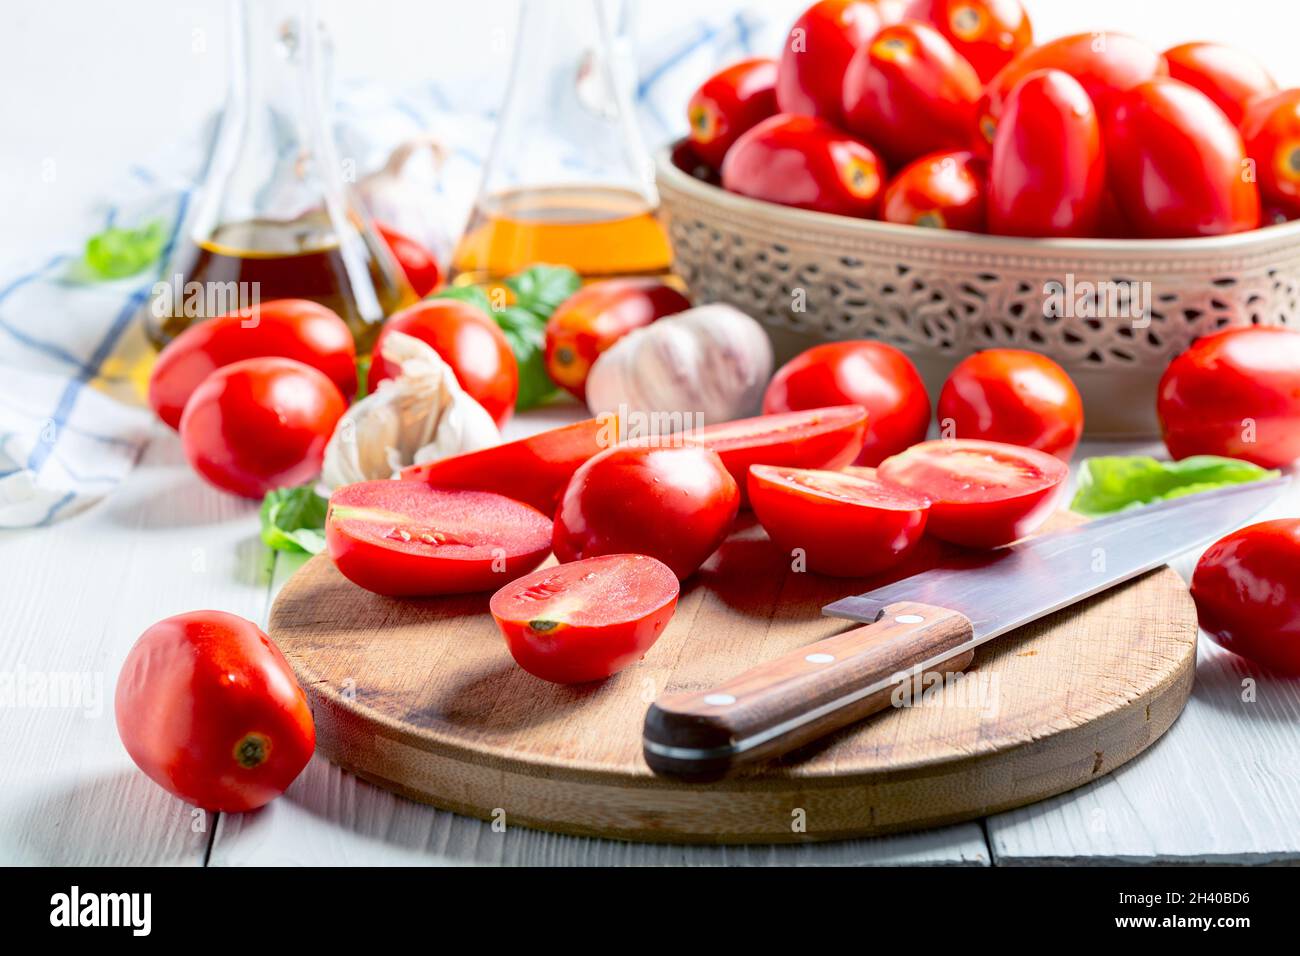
[233,732,271,768]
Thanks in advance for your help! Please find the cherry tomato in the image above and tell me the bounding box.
[840,21,982,168]
[878,438,1067,548]
[180,357,345,499]
[687,58,779,171]
[882,149,987,231]
[115,610,315,812]
[1163,42,1276,128]
[553,444,739,580]
[148,299,355,430]
[905,0,1033,82]
[1240,89,1300,218]
[763,345,928,466]
[1192,519,1300,676]
[748,464,931,576]
[1105,78,1260,238]
[544,280,690,400]
[938,349,1083,460]
[369,299,518,427]
[491,554,680,684]
[1157,327,1300,469]
[326,480,553,596]
[375,222,442,297]
[721,114,886,217]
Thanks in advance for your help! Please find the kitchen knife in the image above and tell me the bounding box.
[643,476,1289,779]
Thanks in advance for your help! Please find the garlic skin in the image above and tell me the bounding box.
[584,304,773,425]
[321,332,499,489]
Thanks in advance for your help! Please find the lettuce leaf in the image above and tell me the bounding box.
[1071,455,1279,517]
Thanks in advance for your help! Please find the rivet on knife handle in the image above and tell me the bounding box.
[642,602,975,780]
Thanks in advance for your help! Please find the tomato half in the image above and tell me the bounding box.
[1163,42,1276,128]
[115,610,315,812]
[376,222,442,297]
[905,0,1033,82]
[881,149,988,232]
[326,480,553,596]
[1240,89,1300,218]
[878,439,1067,548]
[491,554,680,684]
[148,298,356,430]
[748,464,931,577]
[687,57,779,171]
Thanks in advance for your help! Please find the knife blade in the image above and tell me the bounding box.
[643,476,1289,780]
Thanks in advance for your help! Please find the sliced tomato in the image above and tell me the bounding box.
[748,465,931,577]
[325,480,552,596]
[877,439,1066,548]
[491,554,680,684]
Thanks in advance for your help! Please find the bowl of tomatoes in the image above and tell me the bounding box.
[657,0,1300,438]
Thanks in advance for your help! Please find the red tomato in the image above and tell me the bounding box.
[369,299,518,427]
[878,438,1067,548]
[544,280,690,401]
[1192,519,1300,676]
[1240,89,1300,218]
[326,480,552,596]
[882,149,988,231]
[905,0,1033,82]
[721,114,886,217]
[748,464,931,576]
[553,444,739,580]
[491,554,680,684]
[1157,326,1300,469]
[687,58,779,171]
[148,299,355,430]
[840,21,982,167]
[938,349,1084,461]
[375,222,442,297]
[763,345,929,466]
[989,70,1106,237]
[1163,42,1276,128]
[180,357,345,499]
[400,416,614,514]
[1105,78,1260,238]
[115,610,315,812]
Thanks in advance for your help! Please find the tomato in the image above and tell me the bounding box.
[878,439,1067,548]
[687,58,779,171]
[1164,43,1276,128]
[326,480,552,596]
[115,610,314,812]
[721,114,885,217]
[905,0,1032,82]
[1240,89,1300,218]
[882,149,987,231]
[937,349,1083,461]
[400,416,614,514]
[544,280,690,400]
[553,444,739,580]
[375,222,441,297]
[491,554,680,684]
[1192,520,1300,676]
[179,357,345,499]
[369,299,518,427]
[148,299,355,430]
[748,464,930,577]
[840,21,982,168]
[1157,327,1300,469]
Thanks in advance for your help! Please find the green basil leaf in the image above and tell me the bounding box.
[504,264,581,319]
[1071,455,1279,517]
[83,219,167,279]
[496,305,558,410]
[259,484,329,555]
[430,284,494,313]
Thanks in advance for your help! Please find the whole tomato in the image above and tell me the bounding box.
[1240,89,1300,218]
[882,149,987,231]
[937,349,1084,460]
[840,21,982,167]
[905,0,1032,82]
[989,69,1106,238]
[1192,520,1300,676]
[1163,42,1276,127]
[180,357,346,499]
[376,222,442,297]
[368,298,518,426]
[1157,326,1300,469]
[763,342,930,466]
[1105,78,1260,238]
[116,610,315,812]
[721,114,885,217]
[687,57,779,171]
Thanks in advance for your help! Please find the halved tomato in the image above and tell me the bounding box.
[490,554,680,684]
[748,465,931,577]
[325,480,553,596]
[877,439,1067,548]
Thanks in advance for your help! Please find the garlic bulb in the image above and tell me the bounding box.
[584,304,773,425]
[321,332,499,489]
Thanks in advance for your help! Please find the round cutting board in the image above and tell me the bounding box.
[269,514,1197,844]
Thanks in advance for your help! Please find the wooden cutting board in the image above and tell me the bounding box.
[268,513,1197,844]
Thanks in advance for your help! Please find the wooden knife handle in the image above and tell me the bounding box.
[642,602,975,780]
